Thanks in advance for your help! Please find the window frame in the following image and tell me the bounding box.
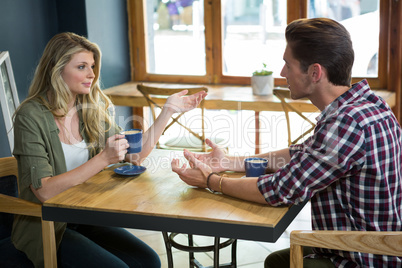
[127,0,398,92]
[127,0,402,122]
[0,51,20,153]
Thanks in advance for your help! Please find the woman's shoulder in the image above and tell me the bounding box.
[17,98,44,113]
[16,98,50,120]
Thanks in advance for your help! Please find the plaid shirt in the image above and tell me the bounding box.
[258,80,402,267]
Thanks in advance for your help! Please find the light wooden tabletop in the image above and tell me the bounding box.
[43,149,305,242]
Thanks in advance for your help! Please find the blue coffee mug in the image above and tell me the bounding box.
[122,129,143,154]
[244,157,268,177]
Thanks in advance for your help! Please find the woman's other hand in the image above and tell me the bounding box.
[164,89,207,114]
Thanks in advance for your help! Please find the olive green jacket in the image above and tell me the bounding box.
[11,98,120,267]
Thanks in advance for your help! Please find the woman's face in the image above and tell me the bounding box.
[62,51,95,97]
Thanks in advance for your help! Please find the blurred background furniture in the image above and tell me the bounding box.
[290,230,402,268]
[273,89,318,146]
[137,84,225,152]
[0,156,57,268]
[105,82,395,154]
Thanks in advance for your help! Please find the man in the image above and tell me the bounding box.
[171,18,402,267]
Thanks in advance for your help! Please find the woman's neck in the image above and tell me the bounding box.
[63,96,77,116]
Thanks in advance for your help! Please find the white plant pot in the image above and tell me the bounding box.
[251,75,274,95]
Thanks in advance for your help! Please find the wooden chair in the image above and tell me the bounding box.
[0,156,57,268]
[290,230,402,268]
[137,84,225,152]
[138,84,236,266]
[273,89,318,146]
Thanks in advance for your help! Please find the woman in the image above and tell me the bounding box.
[12,32,206,267]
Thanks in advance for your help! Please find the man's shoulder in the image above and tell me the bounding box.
[342,81,390,119]
[337,99,393,129]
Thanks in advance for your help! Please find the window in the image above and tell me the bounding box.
[128,0,390,89]
[145,0,206,76]
[221,1,287,78]
[308,0,380,78]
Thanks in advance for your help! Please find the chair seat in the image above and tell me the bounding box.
[159,135,226,152]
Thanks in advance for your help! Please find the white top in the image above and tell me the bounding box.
[61,140,89,171]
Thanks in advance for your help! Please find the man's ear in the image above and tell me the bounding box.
[309,63,324,83]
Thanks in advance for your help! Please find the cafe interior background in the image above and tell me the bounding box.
[0,0,401,267]
[1,0,401,158]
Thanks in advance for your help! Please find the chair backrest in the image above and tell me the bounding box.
[0,156,18,178]
[273,89,318,146]
[0,156,58,267]
[290,230,402,268]
[0,156,19,240]
[137,84,209,151]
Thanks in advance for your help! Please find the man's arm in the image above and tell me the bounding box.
[255,148,291,173]
[207,173,267,204]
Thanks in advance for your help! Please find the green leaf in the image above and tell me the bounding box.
[252,63,273,76]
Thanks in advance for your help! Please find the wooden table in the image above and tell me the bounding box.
[42,149,306,244]
[103,82,396,154]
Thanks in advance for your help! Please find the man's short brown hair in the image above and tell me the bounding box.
[286,18,354,87]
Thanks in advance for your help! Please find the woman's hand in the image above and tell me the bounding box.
[163,90,207,115]
[100,134,129,165]
[171,150,212,188]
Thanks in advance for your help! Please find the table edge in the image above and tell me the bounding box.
[42,201,307,243]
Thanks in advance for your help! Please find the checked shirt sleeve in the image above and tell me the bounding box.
[257,111,366,206]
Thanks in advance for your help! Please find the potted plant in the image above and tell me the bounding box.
[251,63,274,95]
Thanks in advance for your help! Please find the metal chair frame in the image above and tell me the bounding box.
[162,232,237,268]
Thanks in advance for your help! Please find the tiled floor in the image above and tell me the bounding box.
[127,202,311,268]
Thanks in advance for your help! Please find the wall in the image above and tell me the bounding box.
[86,0,130,89]
[85,0,132,129]
[0,0,131,157]
[0,0,58,101]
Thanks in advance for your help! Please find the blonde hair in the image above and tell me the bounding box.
[17,32,114,155]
